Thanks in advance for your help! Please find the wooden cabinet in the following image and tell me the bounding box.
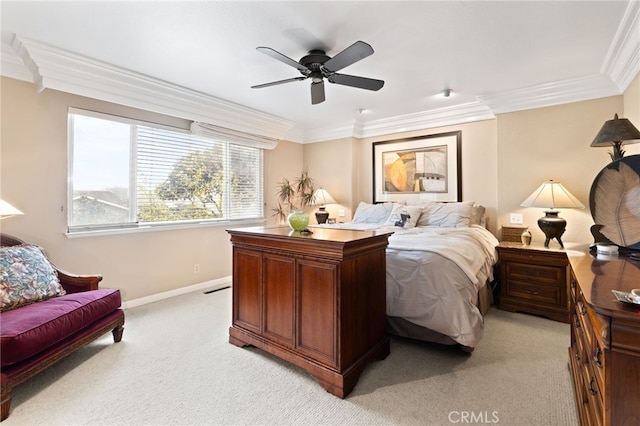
[497,243,570,323]
[227,226,391,398]
[567,247,640,425]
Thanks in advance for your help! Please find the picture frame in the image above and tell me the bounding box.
[372,131,462,203]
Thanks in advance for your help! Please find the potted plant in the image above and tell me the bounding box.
[272,169,316,228]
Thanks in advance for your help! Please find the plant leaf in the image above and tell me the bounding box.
[593,162,640,246]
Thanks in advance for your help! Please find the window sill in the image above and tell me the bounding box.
[65,218,267,238]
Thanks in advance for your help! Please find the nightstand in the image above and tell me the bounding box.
[496,242,570,323]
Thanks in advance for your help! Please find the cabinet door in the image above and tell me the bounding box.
[263,253,295,346]
[296,259,338,368]
[232,248,262,334]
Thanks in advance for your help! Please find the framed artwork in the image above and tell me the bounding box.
[372,131,461,203]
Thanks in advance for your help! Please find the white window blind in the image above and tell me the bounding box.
[68,108,264,233]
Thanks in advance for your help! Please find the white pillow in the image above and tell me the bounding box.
[352,202,395,224]
[416,201,473,227]
[384,204,423,228]
[470,204,486,227]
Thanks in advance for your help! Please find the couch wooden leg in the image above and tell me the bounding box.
[1,389,12,421]
[112,325,124,342]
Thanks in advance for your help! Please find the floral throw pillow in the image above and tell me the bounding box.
[0,244,66,312]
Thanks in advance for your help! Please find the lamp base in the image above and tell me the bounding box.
[315,207,329,224]
[538,210,566,248]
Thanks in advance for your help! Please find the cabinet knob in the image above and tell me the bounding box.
[525,288,539,295]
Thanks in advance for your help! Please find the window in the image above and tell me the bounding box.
[68,108,263,233]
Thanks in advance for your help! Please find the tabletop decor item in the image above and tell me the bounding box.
[287,210,310,232]
[589,154,640,250]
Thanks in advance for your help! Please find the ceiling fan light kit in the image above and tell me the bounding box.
[251,41,384,105]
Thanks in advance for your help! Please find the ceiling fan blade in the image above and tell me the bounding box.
[311,81,325,105]
[251,76,307,89]
[328,73,384,91]
[256,47,310,73]
[322,41,374,72]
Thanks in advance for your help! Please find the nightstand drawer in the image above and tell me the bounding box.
[504,262,563,286]
[506,280,561,305]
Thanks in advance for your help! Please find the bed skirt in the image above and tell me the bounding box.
[386,282,493,352]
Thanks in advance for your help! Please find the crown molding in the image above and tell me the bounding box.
[300,102,494,143]
[477,73,620,115]
[10,36,299,142]
[360,101,495,139]
[5,17,639,145]
[0,42,32,81]
[601,0,640,92]
[303,119,361,143]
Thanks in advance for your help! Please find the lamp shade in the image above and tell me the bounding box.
[520,181,585,209]
[311,188,336,206]
[0,199,24,218]
[591,114,640,160]
[591,114,640,147]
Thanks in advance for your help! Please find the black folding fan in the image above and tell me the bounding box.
[251,41,384,105]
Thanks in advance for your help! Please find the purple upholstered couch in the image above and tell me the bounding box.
[0,234,125,420]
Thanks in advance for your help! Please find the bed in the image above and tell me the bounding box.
[313,200,499,352]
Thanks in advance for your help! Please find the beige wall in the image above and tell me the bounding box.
[623,73,640,157]
[496,96,624,245]
[2,72,638,302]
[302,137,357,222]
[0,77,302,302]
[264,139,304,225]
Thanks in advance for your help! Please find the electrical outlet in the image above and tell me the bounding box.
[338,209,345,217]
[193,264,200,273]
[509,213,523,225]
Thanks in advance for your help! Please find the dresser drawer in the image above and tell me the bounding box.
[584,358,605,426]
[498,248,568,266]
[504,262,563,286]
[577,296,608,395]
[506,279,562,305]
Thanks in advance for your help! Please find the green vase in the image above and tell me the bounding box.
[287,210,309,232]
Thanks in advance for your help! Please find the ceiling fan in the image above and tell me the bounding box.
[251,41,384,105]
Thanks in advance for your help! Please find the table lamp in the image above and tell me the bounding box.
[590,114,640,161]
[311,188,336,224]
[520,181,584,248]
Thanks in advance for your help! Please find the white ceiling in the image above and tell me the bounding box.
[2,1,639,143]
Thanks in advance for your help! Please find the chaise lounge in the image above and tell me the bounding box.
[0,234,125,420]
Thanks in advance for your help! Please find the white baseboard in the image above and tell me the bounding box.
[121,276,232,309]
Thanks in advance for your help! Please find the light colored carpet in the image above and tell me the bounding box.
[4,288,578,425]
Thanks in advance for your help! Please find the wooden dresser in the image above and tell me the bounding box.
[497,243,570,323]
[227,226,391,398]
[567,247,640,426]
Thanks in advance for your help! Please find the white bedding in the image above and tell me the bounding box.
[313,222,499,348]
